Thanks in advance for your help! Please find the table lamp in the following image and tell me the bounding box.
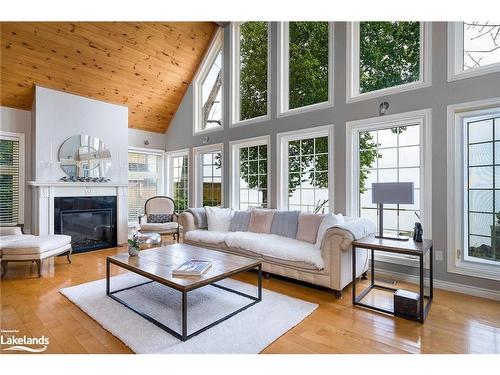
[372,182,414,241]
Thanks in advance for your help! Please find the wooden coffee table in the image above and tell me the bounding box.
[106,243,262,341]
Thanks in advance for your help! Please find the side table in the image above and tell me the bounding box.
[352,236,433,323]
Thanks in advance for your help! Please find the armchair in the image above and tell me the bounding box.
[138,196,180,242]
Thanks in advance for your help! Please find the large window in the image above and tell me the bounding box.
[277,125,333,213]
[231,22,270,126]
[167,150,189,213]
[128,149,163,222]
[0,132,24,225]
[194,28,223,134]
[347,22,430,101]
[448,100,500,281]
[230,136,270,210]
[278,22,333,115]
[194,144,223,207]
[347,110,432,265]
[464,114,500,265]
[448,22,500,81]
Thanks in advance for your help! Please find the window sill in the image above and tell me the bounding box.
[447,63,500,82]
[193,125,224,137]
[448,258,500,282]
[230,114,270,128]
[375,253,429,269]
[347,80,431,104]
[277,100,333,118]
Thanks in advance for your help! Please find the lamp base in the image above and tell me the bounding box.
[375,235,410,241]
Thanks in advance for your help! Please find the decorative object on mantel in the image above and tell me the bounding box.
[379,101,389,116]
[58,134,112,179]
[60,176,111,183]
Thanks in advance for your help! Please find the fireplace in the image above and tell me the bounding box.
[54,196,117,253]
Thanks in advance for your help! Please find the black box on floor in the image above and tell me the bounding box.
[394,289,420,319]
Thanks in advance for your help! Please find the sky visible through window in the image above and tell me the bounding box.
[358,125,421,235]
[463,21,500,70]
[201,50,222,129]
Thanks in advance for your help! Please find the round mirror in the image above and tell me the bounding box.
[58,135,111,178]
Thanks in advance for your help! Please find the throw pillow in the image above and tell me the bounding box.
[187,207,208,229]
[270,210,300,238]
[229,211,251,232]
[296,213,326,243]
[315,213,346,248]
[147,214,173,223]
[205,206,234,232]
[247,208,275,234]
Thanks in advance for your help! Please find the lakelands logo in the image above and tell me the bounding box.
[1,329,49,353]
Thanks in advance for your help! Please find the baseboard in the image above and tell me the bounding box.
[375,268,500,301]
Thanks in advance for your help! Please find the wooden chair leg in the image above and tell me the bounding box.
[35,260,42,277]
[1,260,7,278]
[67,249,72,264]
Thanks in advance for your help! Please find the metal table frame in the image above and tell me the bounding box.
[352,244,433,323]
[106,258,262,341]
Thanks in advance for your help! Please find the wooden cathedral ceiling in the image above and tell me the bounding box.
[0,22,217,133]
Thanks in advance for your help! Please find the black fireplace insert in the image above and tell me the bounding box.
[54,196,117,253]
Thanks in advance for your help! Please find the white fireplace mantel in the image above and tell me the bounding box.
[29,181,128,245]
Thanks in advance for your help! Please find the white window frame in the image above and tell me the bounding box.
[447,97,500,281]
[193,143,224,207]
[165,148,190,209]
[346,109,432,267]
[0,131,25,225]
[127,146,165,224]
[448,22,500,82]
[230,22,271,128]
[346,22,431,103]
[229,135,271,210]
[193,27,224,136]
[276,124,334,212]
[277,22,334,117]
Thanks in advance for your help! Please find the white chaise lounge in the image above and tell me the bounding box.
[0,226,72,278]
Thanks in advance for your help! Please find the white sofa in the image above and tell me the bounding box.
[0,226,72,278]
[179,209,375,295]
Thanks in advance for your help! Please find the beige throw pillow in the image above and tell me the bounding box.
[247,208,275,234]
[296,213,325,243]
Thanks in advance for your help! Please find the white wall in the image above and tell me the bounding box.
[0,106,32,232]
[128,128,167,150]
[33,86,129,183]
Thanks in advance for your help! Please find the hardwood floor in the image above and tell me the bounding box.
[1,239,499,354]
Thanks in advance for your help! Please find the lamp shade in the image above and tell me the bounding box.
[372,182,414,204]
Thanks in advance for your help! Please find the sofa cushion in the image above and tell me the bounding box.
[225,232,324,269]
[187,208,208,229]
[205,207,234,232]
[1,235,71,255]
[140,222,178,232]
[315,213,345,248]
[229,211,251,232]
[248,208,275,234]
[296,213,325,244]
[0,234,35,248]
[0,226,23,236]
[147,213,173,223]
[271,210,300,238]
[184,229,228,245]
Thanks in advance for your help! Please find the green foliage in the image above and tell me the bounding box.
[289,22,329,109]
[240,22,268,120]
[359,21,420,93]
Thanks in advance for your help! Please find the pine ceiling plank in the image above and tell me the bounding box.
[0,22,217,133]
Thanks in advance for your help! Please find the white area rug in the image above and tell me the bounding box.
[60,273,318,353]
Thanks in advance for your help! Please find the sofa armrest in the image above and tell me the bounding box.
[178,212,196,233]
[138,214,147,224]
[321,226,369,292]
[0,225,24,236]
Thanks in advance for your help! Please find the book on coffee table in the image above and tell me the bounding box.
[172,260,212,276]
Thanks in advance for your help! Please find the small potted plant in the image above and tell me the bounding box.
[128,234,141,256]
